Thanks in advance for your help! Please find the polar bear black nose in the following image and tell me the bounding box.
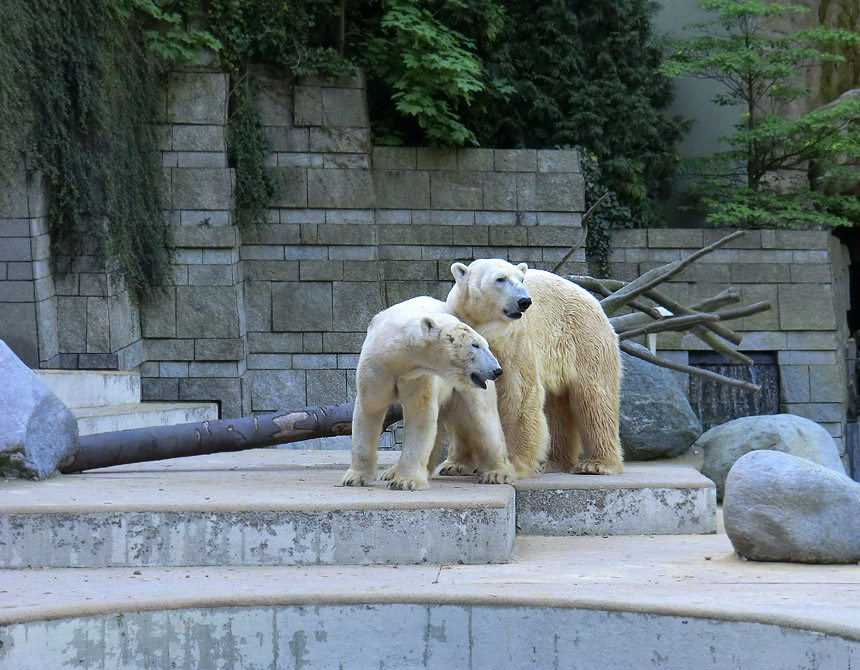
[518,297,532,311]
[492,367,503,380]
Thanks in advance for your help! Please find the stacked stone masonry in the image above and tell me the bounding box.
[0,69,852,457]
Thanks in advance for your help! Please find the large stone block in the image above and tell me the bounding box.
[537,149,580,173]
[371,147,416,170]
[482,173,517,211]
[332,281,384,332]
[248,332,303,353]
[416,148,458,171]
[171,168,234,210]
[516,173,585,211]
[307,169,375,209]
[140,287,176,338]
[306,369,348,405]
[495,149,537,172]
[253,75,293,126]
[166,72,228,125]
[321,88,368,127]
[374,170,430,209]
[0,340,79,480]
[107,291,139,352]
[458,148,494,171]
[740,284,779,331]
[293,85,322,126]
[180,376,242,417]
[269,167,308,208]
[195,338,244,362]
[243,281,272,332]
[272,282,332,332]
[172,125,226,152]
[175,286,240,339]
[430,172,482,210]
[778,284,836,331]
[246,369,306,411]
[808,364,843,403]
[309,128,370,154]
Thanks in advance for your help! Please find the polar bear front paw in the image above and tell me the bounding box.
[574,459,623,475]
[476,466,517,485]
[438,460,477,476]
[380,465,398,481]
[386,472,429,491]
[341,469,375,486]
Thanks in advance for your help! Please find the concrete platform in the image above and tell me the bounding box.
[0,450,515,568]
[514,463,717,535]
[73,401,219,436]
[0,533,857,669]
[35,369,140,409]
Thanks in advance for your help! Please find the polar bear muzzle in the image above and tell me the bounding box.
[469,347,503,389]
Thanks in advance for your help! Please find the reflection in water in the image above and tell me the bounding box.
[688,353,780,433]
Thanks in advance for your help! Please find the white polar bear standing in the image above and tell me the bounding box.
[446,259,623,477]
[341,296,516,491]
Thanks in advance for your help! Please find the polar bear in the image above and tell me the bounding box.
[341,296,516,490]
[445,259,623,477]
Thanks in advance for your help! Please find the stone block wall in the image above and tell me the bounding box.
[610,228,851,455]
[0,67,854,458]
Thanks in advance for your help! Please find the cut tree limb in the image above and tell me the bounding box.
[60,402,403,473]
[620,341,761,392]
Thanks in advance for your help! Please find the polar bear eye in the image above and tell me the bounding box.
[495,276,506,283]
[471,343,481,349]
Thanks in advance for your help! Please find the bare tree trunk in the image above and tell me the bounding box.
[60,403,402,474]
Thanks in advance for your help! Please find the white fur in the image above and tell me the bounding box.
[447,259,623,476]
[342,296,515,490]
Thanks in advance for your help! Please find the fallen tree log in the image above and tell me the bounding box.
[60,402,402,474]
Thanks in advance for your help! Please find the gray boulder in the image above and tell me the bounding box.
[619,347,702,460]
[0,340,79,479]
[724,450,860,563]
[697,414,844,500]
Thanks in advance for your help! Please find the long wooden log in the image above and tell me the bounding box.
[60,402,403,474]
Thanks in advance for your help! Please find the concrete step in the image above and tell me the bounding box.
[1,534,859,669]
[35,369,140,408]
[514,463,716,536]
[73,401,219,436]
[0,450,515,568]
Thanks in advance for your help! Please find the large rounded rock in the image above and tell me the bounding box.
[0,340,79,479]
[697,414,844,500]
[724,449,860,563]
[619,347,702,460]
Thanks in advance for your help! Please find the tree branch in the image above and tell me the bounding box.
[620,342,761,392]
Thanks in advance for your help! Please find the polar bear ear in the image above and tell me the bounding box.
[516,262,529,274]
[420,316,438,337]
[451,262,469,282]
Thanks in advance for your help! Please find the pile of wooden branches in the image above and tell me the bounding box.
[562,229,769,393]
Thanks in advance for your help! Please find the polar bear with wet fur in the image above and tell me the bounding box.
[445,259,623,477]
[342,296,516,491]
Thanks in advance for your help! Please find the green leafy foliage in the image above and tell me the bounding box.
[1,0,169,298]
[577,149,635,277]
[229,76,276,227]
[458,0,689,225]
[662,0,860,229]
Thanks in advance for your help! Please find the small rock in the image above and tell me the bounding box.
[619,346,702,460]
[0,340,79,479]
[724,450,860,563]
[697,414,844,500]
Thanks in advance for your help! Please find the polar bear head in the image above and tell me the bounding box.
[447,259,532,330]
[419,313,502,389]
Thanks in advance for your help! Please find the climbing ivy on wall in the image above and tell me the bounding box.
[0,0,172,299]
